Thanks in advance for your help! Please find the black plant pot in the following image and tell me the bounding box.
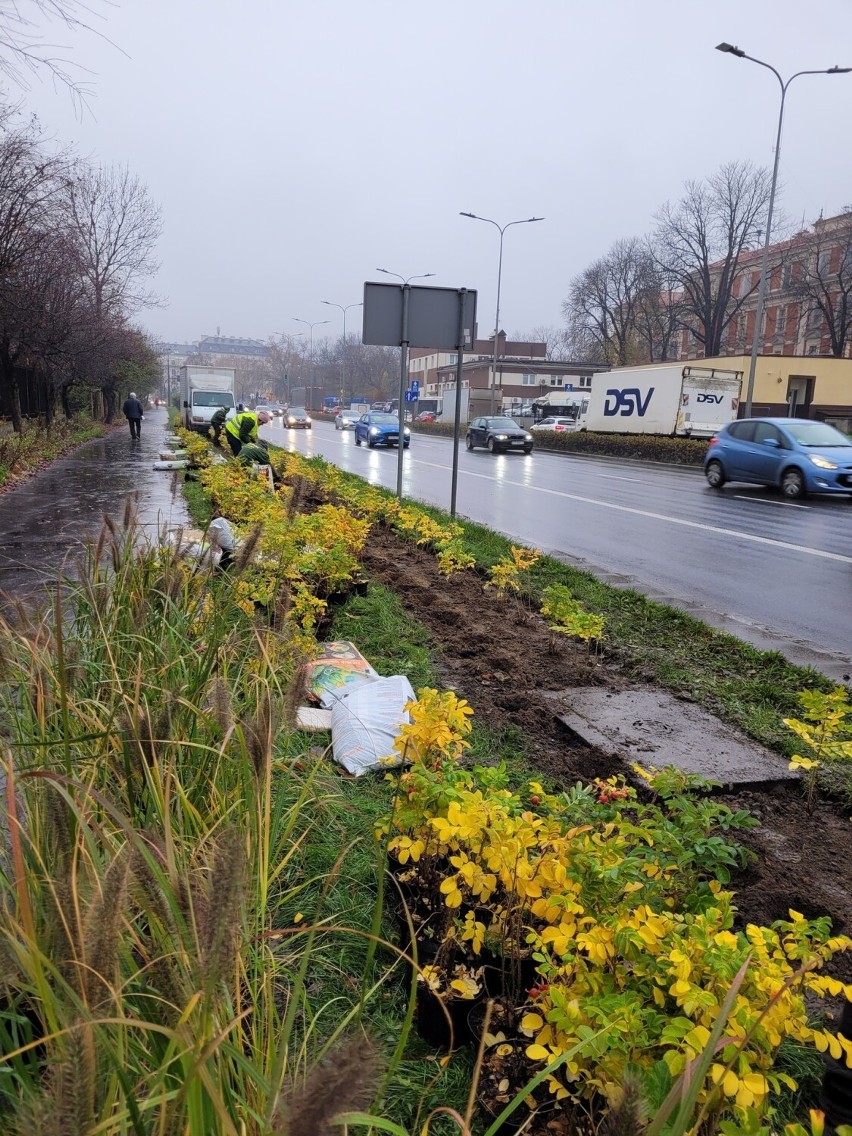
[415,984,481,1050]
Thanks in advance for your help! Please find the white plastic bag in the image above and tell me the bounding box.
[207,517,236,551]
[330,675,415,777]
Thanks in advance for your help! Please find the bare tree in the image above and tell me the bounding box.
[655,161,773,358]
[563,237,657,366]
[0,0,113,109]
[64,163,162,319]
[790,209,852,358]
[510,325,573,359]
[0,107,72,428]
[633,247,685,363]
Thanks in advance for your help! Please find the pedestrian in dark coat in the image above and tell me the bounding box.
[122,392,144,439]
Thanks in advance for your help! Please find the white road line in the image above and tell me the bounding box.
[408,458,852,565]
[732,495,809,509]
[598,474,642,482]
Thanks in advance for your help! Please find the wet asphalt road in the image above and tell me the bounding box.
[0,408,188,607]
[262,418,852,682]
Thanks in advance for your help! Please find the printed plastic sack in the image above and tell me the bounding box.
[330,675,415,777]
[207,517,236,551]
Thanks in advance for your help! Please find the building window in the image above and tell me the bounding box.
[448,353,457,365]
[522,373,537,385]
[774,305,786,339]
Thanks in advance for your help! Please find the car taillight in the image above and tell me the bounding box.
[708,435,718,446]
[556,424,565,431]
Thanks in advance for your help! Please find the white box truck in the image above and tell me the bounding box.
[179,366,236,433]
[577,363,742,437]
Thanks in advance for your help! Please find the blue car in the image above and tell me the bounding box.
[704,417,852,500]
[354,412,410,449]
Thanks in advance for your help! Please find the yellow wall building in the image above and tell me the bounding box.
[705,354,852,430]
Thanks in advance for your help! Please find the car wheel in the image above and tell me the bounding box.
[487,438,497,453]
[781,467,806,500]
[466,435,474,451]
[705,460,726,489]
[523,445,533,455]
[355,435,362,446]
[368,439,376,448]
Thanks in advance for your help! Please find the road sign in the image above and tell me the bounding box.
[404,391,418,403]
[410,379,420,395]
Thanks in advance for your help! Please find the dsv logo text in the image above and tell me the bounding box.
[603,387,654,416]
[696,393,723,404]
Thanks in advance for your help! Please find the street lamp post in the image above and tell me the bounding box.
[460,212,543,413]
[716,43,850,417]
[321,300,363,407]
[292,317,329,410]
[376,268,435,498]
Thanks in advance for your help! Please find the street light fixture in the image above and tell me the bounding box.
[321,300,363,407]
[375,268,435,498]
[715,43,851,417]
[460,212,543,413]
[292,317,329,409]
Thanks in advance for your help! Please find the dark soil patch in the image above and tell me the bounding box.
[361,526,852,974]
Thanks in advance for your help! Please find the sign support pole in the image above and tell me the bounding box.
[450,288,467,519]
[396,284,410,500]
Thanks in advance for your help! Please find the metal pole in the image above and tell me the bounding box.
[341,308,347,404]
[715,45,851,416]
[459,214,543,415]
[450,289,467,518]
[396,284,410,500]
[744,80,785,418]
[491,230,504,414]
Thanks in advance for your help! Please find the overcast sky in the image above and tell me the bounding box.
[14,0,852,348]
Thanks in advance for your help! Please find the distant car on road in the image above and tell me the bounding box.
[530,416,576,434]
[704,417,852,499]
[414,411,436,423]
[335,410,360,430]
[354,412,410,449]
[466,416,533,455]
[285,407,312,429]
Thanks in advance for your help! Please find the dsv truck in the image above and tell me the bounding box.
[578,363,743,437]
[179,366,236,433]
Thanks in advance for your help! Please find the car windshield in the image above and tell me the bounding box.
[288,408,307,416]
[370,414,398,425]
[784,422,852,448]
[486,418,521,429]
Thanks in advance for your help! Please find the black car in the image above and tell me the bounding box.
[466,416,534,454]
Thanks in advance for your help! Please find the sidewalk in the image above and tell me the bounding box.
[0,408,189,605]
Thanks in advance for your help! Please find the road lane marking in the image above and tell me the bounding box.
[407,458,852,565]
[285,433,851,565]
[732,495,809,509]
[598,475,642,482]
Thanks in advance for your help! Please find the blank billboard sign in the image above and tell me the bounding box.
[362,282,477,350]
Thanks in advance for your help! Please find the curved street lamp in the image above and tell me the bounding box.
[460,212,543,412]
[715,43,850,417]
[292,317,329,409]
[321,299,363,406]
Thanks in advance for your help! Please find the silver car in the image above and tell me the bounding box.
[335,410,360,431]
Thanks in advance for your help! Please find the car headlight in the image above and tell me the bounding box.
[524,433,533,441]
[305,416,312,423]
[403,427,410,436]
[495,434,508,441]
[809,454,838,470]
[369,427,380,435]
[287,417,296,424]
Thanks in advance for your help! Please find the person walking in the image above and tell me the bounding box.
[122,392,145,439]
[223,408,271,456]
